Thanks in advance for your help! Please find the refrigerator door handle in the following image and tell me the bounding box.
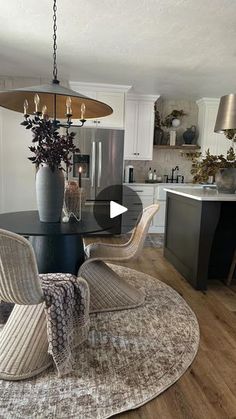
[91,141,96,187]
[98,141,102,188]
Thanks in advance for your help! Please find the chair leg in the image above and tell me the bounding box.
[79,261,145,313]
[226,249,236,286]
[0,303,52,380]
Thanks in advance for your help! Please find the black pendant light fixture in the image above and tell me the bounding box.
[0,0,113,128]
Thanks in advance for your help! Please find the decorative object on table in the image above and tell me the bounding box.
[0,1,112,128]
[169,130,176,146]
[0,265,200,418]
[214,93,236,143]
[23,116,79,222]
[63,180,86,222]
[182,125,197,144]
[191,147,236,193]
[153,104,164,145]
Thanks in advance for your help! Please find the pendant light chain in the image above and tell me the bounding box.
[52,0,58,83]
[0,0,112,125]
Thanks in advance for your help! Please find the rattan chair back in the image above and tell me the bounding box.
[125,204,160,258]
[0,229,44,305]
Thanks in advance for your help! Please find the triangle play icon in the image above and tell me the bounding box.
[110,201,128,219]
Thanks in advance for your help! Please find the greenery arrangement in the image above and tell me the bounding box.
[21,116,79,171]
[154,104,187,128]
[191,147,236,183]
[224,129,236,142]
[161,109,187,128]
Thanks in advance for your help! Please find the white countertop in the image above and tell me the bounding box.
[164,187,236,201]
[123,182,196,187]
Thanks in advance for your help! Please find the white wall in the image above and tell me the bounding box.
[0,108,37,213]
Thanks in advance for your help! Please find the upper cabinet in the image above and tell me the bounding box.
[69,82,131,129]
[197,98,230,156]
[124,94,158,160]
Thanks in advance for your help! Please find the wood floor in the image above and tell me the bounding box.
[85,236,236,419]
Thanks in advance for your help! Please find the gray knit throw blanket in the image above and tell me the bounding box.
[40,273,90,377]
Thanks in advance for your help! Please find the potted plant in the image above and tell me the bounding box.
[161,109,186,129]
[153,104,164,145]
[191,147,236,193]
[153,106,187,145]
[22,115,79,222]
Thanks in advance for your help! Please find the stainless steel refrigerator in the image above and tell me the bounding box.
[72,127,124,201]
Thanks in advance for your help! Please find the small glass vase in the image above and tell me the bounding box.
[63,180,86,221]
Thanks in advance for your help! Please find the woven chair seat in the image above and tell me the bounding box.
[79,261,145,313]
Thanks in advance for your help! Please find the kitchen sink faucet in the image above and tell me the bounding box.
[165,166,183,183]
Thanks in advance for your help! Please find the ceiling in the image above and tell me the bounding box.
[0,0,236,99]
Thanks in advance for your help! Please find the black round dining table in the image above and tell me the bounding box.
[0,210,110,274]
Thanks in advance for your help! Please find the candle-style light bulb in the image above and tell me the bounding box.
[42,105,48,118]
[34,94,40,113]
[81,103,86,119]
[66,96,72,115]
[23,99,29,115]
[78,166,82,188]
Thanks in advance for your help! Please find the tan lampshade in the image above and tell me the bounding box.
[214,94,236,133]
[0,82,113,120]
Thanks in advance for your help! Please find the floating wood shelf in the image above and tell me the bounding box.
[153,145,200,150]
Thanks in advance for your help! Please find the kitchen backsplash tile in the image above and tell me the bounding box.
[125,148,194,183]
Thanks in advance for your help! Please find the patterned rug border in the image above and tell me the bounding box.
[0,265,200,419]
[104,267,200,418]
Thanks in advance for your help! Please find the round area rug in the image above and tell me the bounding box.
[0,265,200,419]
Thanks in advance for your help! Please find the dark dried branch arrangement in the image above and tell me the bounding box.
[21,116,79,171]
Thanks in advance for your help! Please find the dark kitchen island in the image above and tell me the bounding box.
[163,187,236,290]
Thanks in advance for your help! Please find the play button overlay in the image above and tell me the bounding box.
[110,201,128,219]
[93,184,143,234]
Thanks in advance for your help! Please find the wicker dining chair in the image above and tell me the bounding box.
[0,229,88,381]
[79,204,159,313]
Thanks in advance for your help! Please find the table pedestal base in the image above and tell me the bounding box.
[29,235,85,275]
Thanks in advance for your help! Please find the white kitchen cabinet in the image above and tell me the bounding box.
[123,183,202,234]
[69,82,131,129]
[197,98,230,156]
[122,184,154,232]
[124,94,158,160]
[151,201,166,233]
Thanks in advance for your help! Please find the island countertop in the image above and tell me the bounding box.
[164,186,236,201]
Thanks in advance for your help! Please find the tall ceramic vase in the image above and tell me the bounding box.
[36,164,65,222]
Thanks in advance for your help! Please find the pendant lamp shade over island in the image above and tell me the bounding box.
[214,93,236,133]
